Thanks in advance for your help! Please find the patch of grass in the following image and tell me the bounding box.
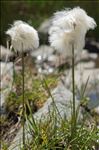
[5,72,58,114]
[24,106,99,150]
[0,142,8,150]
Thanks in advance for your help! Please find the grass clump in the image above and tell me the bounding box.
[24,106,99,150]
[5,72,58,113]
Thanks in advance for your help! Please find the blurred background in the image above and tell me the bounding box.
[1,0,99,47]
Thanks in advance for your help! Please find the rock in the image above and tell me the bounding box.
[32,46,98,75]
[76,50,98,63]
[37,66,54,75]
[0,62,13,113]
[31,45,55,74]
[76,61,95,69]
[89,53,98,60]
[85,38,99,53]
[0,45,14,61]
[8,83,81,150]
[34,83,81,121]
[31,45,54,62]
[63,67,99,109]
[93,106,99,115]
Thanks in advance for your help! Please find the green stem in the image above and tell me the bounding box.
[71,43,76,137]
[22,44,25,148]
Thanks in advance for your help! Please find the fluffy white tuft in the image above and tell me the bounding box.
[6,20,39,52]
[49,7,97,57]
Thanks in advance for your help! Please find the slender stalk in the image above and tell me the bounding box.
[22,43,25,148]
[71,43,76,137]
[42,77,62,120]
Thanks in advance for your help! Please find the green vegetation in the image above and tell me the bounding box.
[0,69,58,146]
[1,66,99,149]
[5,71,58,112]
[25,114,98,150]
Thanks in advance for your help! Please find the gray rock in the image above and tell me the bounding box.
[0,62,13,113]
[8,83,81,150]
[76,61,95,69]
[93,106,99,115]
[0,45,14,61]
[31,45,55,74]
[63,67,99,109]
[37,66,54,75]
[31,45,54,62]
[77,50,98,61]
[0,60,23,114]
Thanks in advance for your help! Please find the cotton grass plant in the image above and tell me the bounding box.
[23,7,98,148]
[49,6,97,142]
[6,20,39,148]
[6,20,39,53]
[49,7,96,57]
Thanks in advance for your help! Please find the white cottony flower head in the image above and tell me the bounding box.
[49,7,97,57]
[6,20,39,52]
